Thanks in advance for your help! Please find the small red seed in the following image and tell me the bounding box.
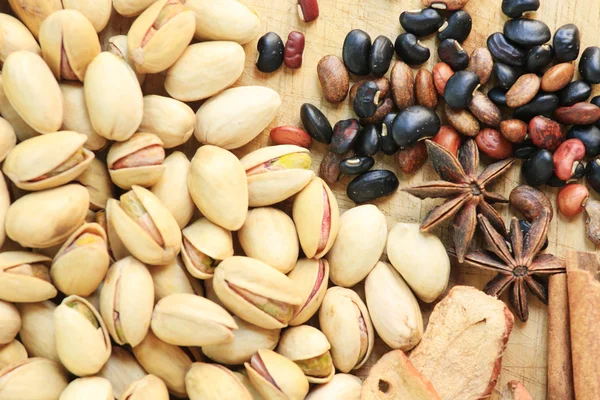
[475,128,513,160]
[557,184,589,217]
[432,126,461,157]
[284,31,305,69]
[270,126,312,148]
[297,0,319,22]
[552,139,586,181]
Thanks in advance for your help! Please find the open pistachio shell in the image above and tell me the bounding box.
[62,0,112,32]
[84,52,143,141]
[2,51,63,134]
[212,256,302,329]
[120,374,169,400]
[127,0,196,74]
[241,145,314,207]
[107,132,166,190]
[188,145,248,231]
[77,159,114,211]
[113,0,156,17]
[186,362,252,400]
[305,373,363,400]
[0,118,16,163]
[0,171,10,249]
[0,75,40,142]
[97,347,146,399]
[0,300,20,345]
[293,177,339,259]
[54,295,111,376]
[17,302,58,362]
[7,0,62,38]
[0,340,27,370]
[140,95,194,148]
[3,131,94,191]
[202,315,281,365]
[107,35,146,85]
[60,82,107,151]
[319,287,375,373]
[39,9,100,81]
[96,208,131,261]
[108,185,181,265]
[100,256,154,347]
[0,357,68,400]
[0,252,55,303]
[149,256,204,303]
[245,348,309,400]
[288,258,329,326]
[181,218,233,280]
[0,13,40,64]
[59,377,113,400]
[5,184,89,248]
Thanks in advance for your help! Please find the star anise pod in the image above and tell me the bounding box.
[402,139,514,262]
[451,209,566,322]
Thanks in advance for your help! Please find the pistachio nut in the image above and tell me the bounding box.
[113,0,157,17]
[188,145,248,231]
[77,159,114,211]
[107,132,166,190]
[140,95,194,148]
[181,218,233,280]
[0,340,27,370]
[194,86,281,150]
[327,205,387,287]
[149,256,204,303]
[0,75,40,142]
[245,348,310,400]
[107,35,146,85]
[305,373,362,400]
[0,357,68,400]
[127,0,196,74]
[213,256,302,329]
[62,0,112,32]
[0,252,55,303]
[0,13,40,64]
[238,207,299,274]
[183,0,260,44]
[54,295,111,376]
[100,256,154,347]
[96,208,131,261]
[2,51,63,134]
[0,118,16,163]
[233,371,264,400]
[5,184,89,248]
[277,325,334,384]
[319,287,375,373]
[165,41,245,102]
[59,377,113,400]
[288,258,329,326]
[0,300,20,345]
[293,177,339,259]
[365,262,423,351]
[97,347,146,399]
[39,10,100,81]
[17,301,59,362]
[202,315,281,365]
[186,362,253,400]
[107,185,182,265]
[241,145,315,207]
[7,0,62,38]
[150,151,194,229]
[84,51,143,141]
[0,172,10,250]
[120,374,169,400]
[387,223,450,303]
[3,131,94,191]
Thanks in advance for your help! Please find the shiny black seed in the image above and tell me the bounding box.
[300,103,333,144]
[256,32,284,73]
[347,170,399,204]
[343,29,372,76]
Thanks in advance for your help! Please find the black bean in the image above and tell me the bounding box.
[353,81,380,118]
[437,10,472,43]
[487,32,526,67]
[514,139,538,159]
[443,71,480,109]
[567,125,600,157]
[553,24,580,62]
[256,32,284,73]
[513,92,559,121]
[592,96,600,128]
[526,44,554,73]
[438,38,469,71]
[493,63,520,90]
[347,170,399,204]
[579,46,600,84]
[378,113,400,155]
[521,149,553,186]
[558,80,591,107]
[369,36,394,77]
[586,158,600,194]
[504,18,550,47]
[343,29,371,76]
[339,156,375,175]
[330,119,360,154]
[391,106,440,149]
[399,8,443,37]
[501,0,540,18]
[488,88,508,106]
[518,219,548,250]
[394,33,430,66]
[546,174,567,188]
[300,103,333,144]
[355,124,381,156]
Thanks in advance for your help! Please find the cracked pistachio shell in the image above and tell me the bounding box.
[2,51,63,134]
[165,41,245,102]
[107,35,146,85]
[3,131,94,191]
[107,132,166,190]
[319,287,375,373]
[5,184,89,248]
[245,348,309,400]
[184,0,260,44]
[305,373,362,400]
[387,223,450,303]
[97,208,130,262]
[100,257,154,347]
[0,300,19,345]
[326,205,387,287]
[241,145,315,207]
[59,82,107,151]
[0,118,16,163]
[186,362,252,400]
[288,258,329,326]
[39,10,100,82]
[238,207,299,274]
[0,13,40,64]
[0,75,39,142]
[119,374,169,400]
[7,0,62,38]
[202,315,281,365]
[0,340,27,369]
[151,293,237,347]
[194,86,281,150]
[59,377,113,400]
[62,0,112,32]
[0,171,9,249]
[127,0,196,74]
[17,301,58,362]
[365,261,423,351]
[84,52,143,142]
[0,252,55,303]
[150,151,194,229]
[0,357,68,400]
[97,347,146,399]
[77,159,114,211]
[213,256,303,329]
[54,295,111,376]
[149,257,204,303]
[188,145,248,231]
[113,0,156,17]
[277,325,334,384]
[181,218,233,279]
[108,185,181,265]
[293,177,339,259]
[140,95,194,148]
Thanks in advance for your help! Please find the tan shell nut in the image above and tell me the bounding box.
[7,0,62,38]
[17,301,59,362]
[0,75,40,142]
[140,95,194,148]
[97,347,146,399]
[0,171,10,249]
[288,258,329,326]
[149,256,204,302]
[0,340,27,370]
[113,0,157,17]
[0,300,20,345]
[39,9,101,81]
[319,287,375,373]
[120,374,169,400]
[241,145,315,207]
[107,35,146,85]
[60,82,108,151]
[100,257,154,347]
[0,117,16,163]
[59,377,114,400]
[0,357,68,400]
[62,0,112,32]
[186,362,252,400]
[77,158,114,211]
[306,373,362,400]
[181,217,234,279]
[0,13,41,64]
[0,252,56,303]
[54,295,111,376]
